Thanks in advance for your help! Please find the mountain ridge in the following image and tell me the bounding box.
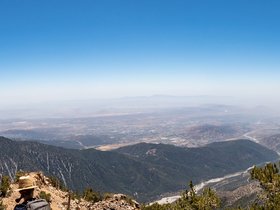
[0,136,278,202]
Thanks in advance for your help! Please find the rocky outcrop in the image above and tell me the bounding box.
[1,172,140,210]
[91,194,140,210]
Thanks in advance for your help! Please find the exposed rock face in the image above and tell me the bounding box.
[91,194,140,210]
[1,172,140,210]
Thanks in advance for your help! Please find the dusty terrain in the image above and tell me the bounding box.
[1,172,139,210]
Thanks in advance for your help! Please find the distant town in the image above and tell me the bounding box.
[1,104,279,154]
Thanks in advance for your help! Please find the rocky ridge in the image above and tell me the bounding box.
[1,172,140,210]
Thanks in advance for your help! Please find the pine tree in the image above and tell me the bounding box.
[142,181,220,210]
[250,162,280,209]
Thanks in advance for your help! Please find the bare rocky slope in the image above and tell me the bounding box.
[0,171,139,210]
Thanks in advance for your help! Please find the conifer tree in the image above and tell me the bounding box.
[142,181,220,210]
[250,162,280,209]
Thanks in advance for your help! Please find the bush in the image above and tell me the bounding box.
[48,176,66,191]
[0,200,6,210]
[141,203,172,210]
[0,176,10,198]
[39,191,51,203]
[71,191,82,201]
[103,192,113,200]
[14,171,27,183]
[83,188,102,203]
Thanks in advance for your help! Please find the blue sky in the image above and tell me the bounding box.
[0,0,280,106]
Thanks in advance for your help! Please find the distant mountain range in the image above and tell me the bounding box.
[0,96,256,119]
[0,136,278,202]
[182,124,249,143]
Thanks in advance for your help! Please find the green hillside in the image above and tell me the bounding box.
[115,140,279,186]
[0,137,278,202]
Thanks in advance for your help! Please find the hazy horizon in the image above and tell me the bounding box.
[1,95,280,120]
[1,1,280,115]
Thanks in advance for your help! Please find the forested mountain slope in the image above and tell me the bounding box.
[0,137,278,202]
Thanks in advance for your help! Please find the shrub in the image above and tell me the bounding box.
[0,176,10,198]
[48,176,66,191]
[83,188,102,203]
[14,171,27,183]
[39,191,51,203]
[0,200,6,210]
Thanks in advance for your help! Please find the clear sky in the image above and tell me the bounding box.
[0,0,280,107]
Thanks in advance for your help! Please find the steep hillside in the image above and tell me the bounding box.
[261,134,280,153]
[184,124,244,142]
[0,137,174,202]
[0,137,278,202]
[115,140,279,186]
